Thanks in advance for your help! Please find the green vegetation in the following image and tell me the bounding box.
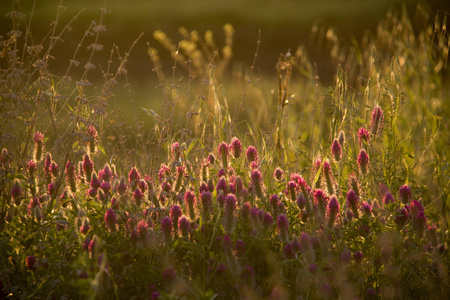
[0,0,449,299]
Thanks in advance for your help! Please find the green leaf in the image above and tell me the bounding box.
[142,107,160,121]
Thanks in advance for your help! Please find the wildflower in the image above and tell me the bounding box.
[200,190,212,219]
[133,188,144,206]
[33,132,45,162]
[394,207,409,227]
[251,169,264,199]
[347,173,361,197]
[161,216,173,243]
[230,137,242,158]
[216,177,228,196]
[346,190,359,218]
[409,200,424,217]
[89,171,100,189]
[414,211,427,238]
[308,263,317,274]
[311,156,323,189]
[246,146,258,163]
[273,167,284,181]
[65,161,77,193]
[27,160,37,178]
[163,266,177,283]
[100,181,111,196]
[171,142,181,160]
[370,105,384,136]
[361,201,372,216]
[297,193,306,210]
[11,181,22,206]
[104,208,117,231]
[277,214,289,243]
[269,194,279,212]
[217,168,226,178]
[88,187,97,198]
[178,216,190,237]
[28,197,42,222]
[314,189,327,216]
[218,142,229,168]
[263,212,273,229]
[340,248,352,264]
[354,250,363,265]
[47,182,57,199]
[224,194,237,233]
[207,153,215,165]
[323,160,336,195]
[50,162,58,177]
[287,181,297,202]
[116,177,127,195]
[234,239,246,257]
[86,126,98,153]
[26,255,37,271]
[82,154,94,182]
[357,149,369,175]
[284,243,295,259]
[383,191,394,206]
[129,167,141,189]
[327,195,340,228]
[184,190,197,220]
[399,184,411,204]
[357,127,370,147]
[80,218,90,235]
[98,164,113,182]
[331,138,342,161]
[241,202,251,220]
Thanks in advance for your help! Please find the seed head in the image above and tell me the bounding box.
[11,181,22,205]
[161,216,173,241]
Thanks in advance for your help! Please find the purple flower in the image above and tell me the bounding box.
[100,181,111,195]
[246,146,258,163]
[216,177,228,196]
[297,193,306,210]
[230,137,242,158]
[340,248,351,264]
[171,142,181,160]
[80,219,90,235]
[116,177,127,195]
[277,214,289,243]
[346,189,359,218]
[99,164,113,182]
[133,188,144,206]
[357,149,369,175]
[383,191,394,205]
[354,250,363,265]
[129,167,141,186]
[399,184,411,204]
[33,132,44,144]
[170,205,182,222]
[370,105,384,136]
[273,167,284,181]
[331,138,342,161]
[234,239,246,257]
[163,266,177,282]
[263,212,273,229]
[218,142,229,167]
[90,172,101,189]
[357,127,370,147]
[327,195,340,227]
[178,216,190,237]
[361,201,372,216]
[207,154,215,165]
[284,243,295,259]
[394,207,409,227]
[104,208,117,230]
[26,255,37,271]
[161,216,173,242]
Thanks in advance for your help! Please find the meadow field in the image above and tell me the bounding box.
[0,0,449,299]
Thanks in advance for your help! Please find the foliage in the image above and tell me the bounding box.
[0,1,449,299]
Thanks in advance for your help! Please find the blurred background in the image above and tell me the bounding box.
[1,0,449,117]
